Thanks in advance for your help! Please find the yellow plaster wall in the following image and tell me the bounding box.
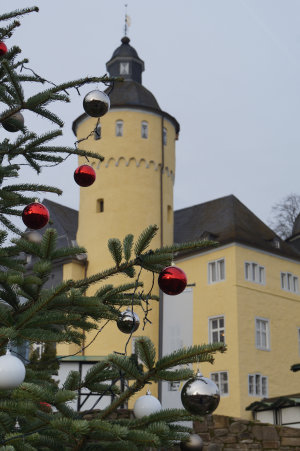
[235,245,300,418]
[177,244,300,419]
[177,245,241,418]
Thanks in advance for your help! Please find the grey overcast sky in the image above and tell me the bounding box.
[2,0,300,229]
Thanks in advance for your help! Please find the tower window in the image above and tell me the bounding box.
[116,120,123,137]
[94,122,101,140]
[120,62,129,75]
[167,205,172,223]
[141,121,148,139]
[163,127,167,146]
[97,199,104,213]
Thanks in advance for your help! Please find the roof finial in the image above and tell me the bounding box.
[124,4,131,37]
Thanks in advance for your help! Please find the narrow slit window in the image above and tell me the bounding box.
[141,121,148,139]
[94,122,101,140]
[163,127,167,145]
[97,199,104,213]
[167,205,172,223]
[116,120,123,137]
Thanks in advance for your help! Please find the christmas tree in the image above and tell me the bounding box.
[0,6,226,450]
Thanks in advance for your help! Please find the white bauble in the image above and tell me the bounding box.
[133,390,162,418]
[0,352,26,389]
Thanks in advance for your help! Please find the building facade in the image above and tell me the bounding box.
[49,38,300,419]
[162,195,300,419]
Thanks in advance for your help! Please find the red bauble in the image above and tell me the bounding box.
[22,202,49,230]
[0,42,7,56]
[74,165,96,187]
[39,402,52,413]
[158,266,187,295]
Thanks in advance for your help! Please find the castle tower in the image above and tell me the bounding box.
[60,38,179,398]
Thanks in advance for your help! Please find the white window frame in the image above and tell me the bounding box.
[208,315,225,344]
[120,62,129,75]
[208,258,225,284]
[32,342,45,359]
[210,371,229,396]
[248,373,268,397]
[115,120,123,137]
[255,317,270,351]
[141,121,148,139]
[281,272,299,294]
[244,261,265,285]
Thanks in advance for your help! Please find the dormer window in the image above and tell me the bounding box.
[120,62,129,75]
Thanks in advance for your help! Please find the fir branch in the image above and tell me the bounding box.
[0,213,22,234]
[28,106,64,127]
[0,20,21,40]
[123,234,134,261]
[1,60,24,104]
[134,337,156,370]
[107,354,144,381]
[0,7,39,22]
[155,343,227,370]
[108,238,123,267]
[134,225,158,256]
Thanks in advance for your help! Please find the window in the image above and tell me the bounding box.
[32,342,45,359]
[211,371,228,395]
[94,122,101,140]
[115,120,123,137]
[208,258,225,283]
[255,317,270,350]
[141,121,148,139]
[120,62,129,74]
[163,127,167,145]
[167,205,172,223]
[245,262,265,284]
[248,373,268,397]
[168,381,180,391]
[209,316,225,344]
[281,272,299,293]
[97,199,104,213]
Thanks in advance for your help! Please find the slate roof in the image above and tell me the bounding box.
[107,36,143,64]
[39,195,300,261]
[37,199,78,249]
[174,195,300,260]
[72,82,180,136]
[107,80,160,111]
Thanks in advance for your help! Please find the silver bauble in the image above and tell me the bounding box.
[117,308,140,334]
[23,230,43,243]
[180,434,203,451]
[2,112,24,132]
[181,370,220,415]
[83,90,110,117]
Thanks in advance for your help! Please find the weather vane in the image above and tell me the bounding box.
[124,4,131,36]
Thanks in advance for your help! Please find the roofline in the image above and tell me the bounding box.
[174,240,300,263]
[72,105,180,137]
